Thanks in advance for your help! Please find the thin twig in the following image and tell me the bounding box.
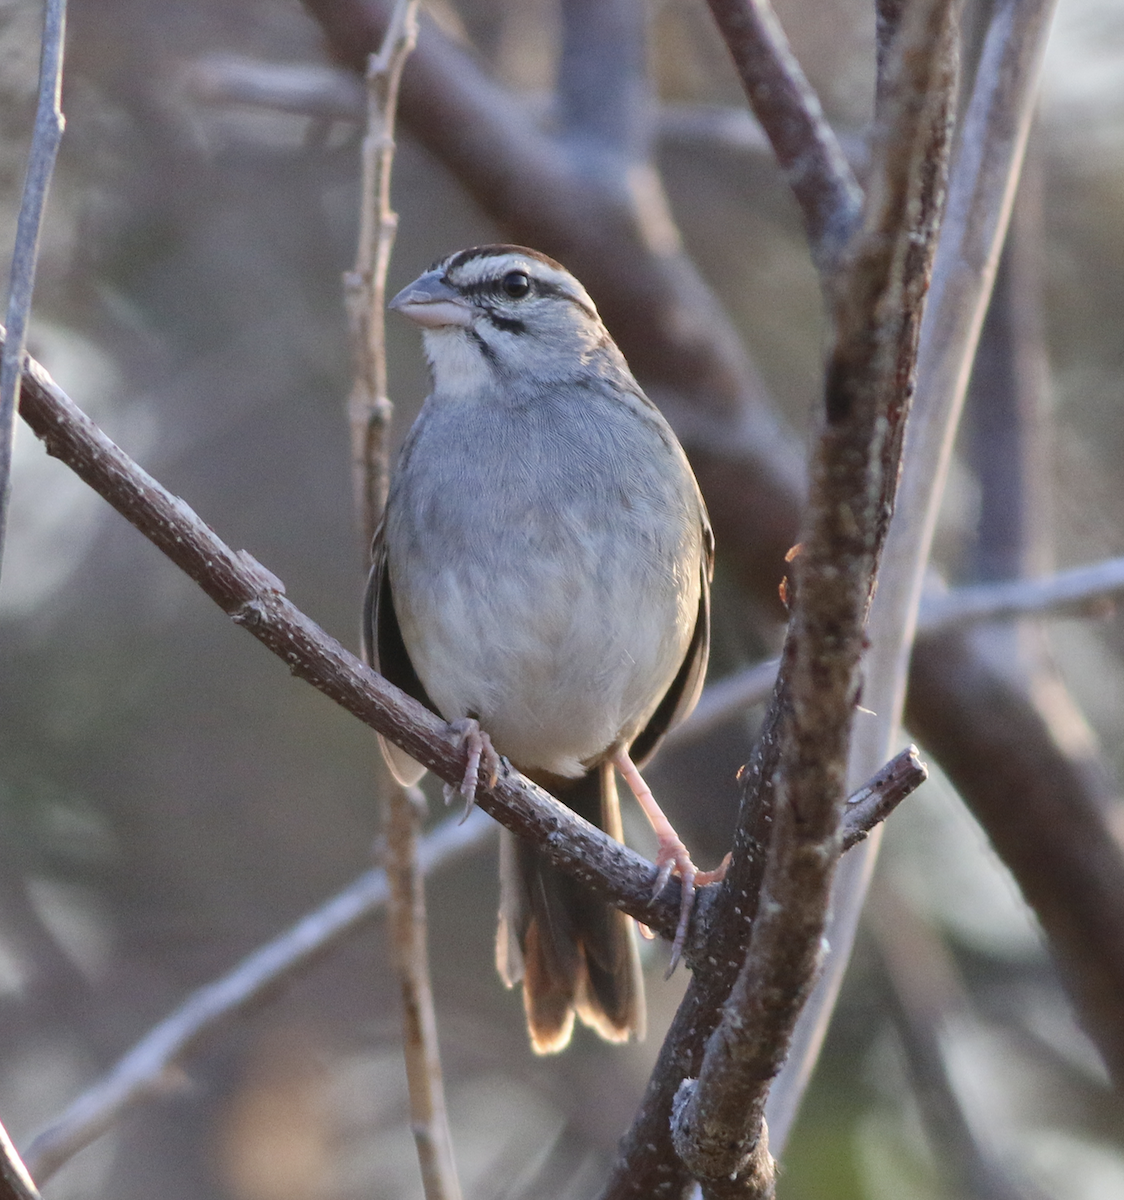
[344,4,460,1197]
[840,746,926,852]
[343,0,417,549]
[382,786,461,1200]
[704,0,862,271]
[0,1120,39,1200]
[19,756,917,1185]
[919,559,1124,628]
[671,554,1124,744]
[21,812,492,1184]
[0,0,66,583]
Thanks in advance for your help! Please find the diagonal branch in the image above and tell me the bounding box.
[0,1119,39,1200]
[6,324,915,946]
[22,812,493,1185]
[704,0,862,272]
[11,339,680,937]
[21,754,921,1185]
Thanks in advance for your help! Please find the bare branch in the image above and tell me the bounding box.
[344,0,418,550]
[19,745,916,1187]
[669,7,959,1193]
[865,0,1124,1094]
[0,1121,39,1200]
[764,0,1061,1152]
[0,0,66,583]
[21,813,492,1184]
[840,746,927,851]
[703,0,862,272]
[675,553,1124,743]
[919,559,1124,628]
[10,341,684,938]
[342,5,460,1197]
[382,786,461,1200]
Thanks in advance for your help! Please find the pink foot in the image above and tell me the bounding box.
[653,839,730,972]
[614,747,729,972]
[444,718,500,822]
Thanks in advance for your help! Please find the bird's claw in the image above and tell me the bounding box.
[443,718,499,822]
[652,841,730,974]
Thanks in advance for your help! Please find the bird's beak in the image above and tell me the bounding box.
[389,270,474,329]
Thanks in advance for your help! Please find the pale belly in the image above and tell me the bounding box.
[390,527,700,777]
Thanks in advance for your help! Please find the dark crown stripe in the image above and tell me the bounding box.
[438,244,567,274]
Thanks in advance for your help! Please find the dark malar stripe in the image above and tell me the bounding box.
[485,311,526,334]
[468,329,499,364]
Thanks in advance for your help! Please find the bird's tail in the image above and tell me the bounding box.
[495,762,646,1054]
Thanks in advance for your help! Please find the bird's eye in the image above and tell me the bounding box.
[500,270,531,298]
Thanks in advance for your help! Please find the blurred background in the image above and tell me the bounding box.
[1,0,1124,1197]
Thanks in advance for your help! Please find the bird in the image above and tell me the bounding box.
[364,244,718,1054]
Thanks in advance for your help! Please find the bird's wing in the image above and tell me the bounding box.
[629,508,714,769]
[363,523,438,786]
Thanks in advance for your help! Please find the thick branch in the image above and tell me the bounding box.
[704,0,862,271]
[599,0,960,1190]
[668,6,959,1192]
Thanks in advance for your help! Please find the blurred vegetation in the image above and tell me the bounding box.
[1,0,1123,1197]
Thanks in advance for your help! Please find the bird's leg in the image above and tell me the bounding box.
[613,747,728,969]
[444,717,500,821]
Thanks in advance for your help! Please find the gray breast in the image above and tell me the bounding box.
[384,382,704,776]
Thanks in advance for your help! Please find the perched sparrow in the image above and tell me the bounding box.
[366,245,717,1054]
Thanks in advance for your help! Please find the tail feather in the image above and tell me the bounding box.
[496,763,645,1054]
